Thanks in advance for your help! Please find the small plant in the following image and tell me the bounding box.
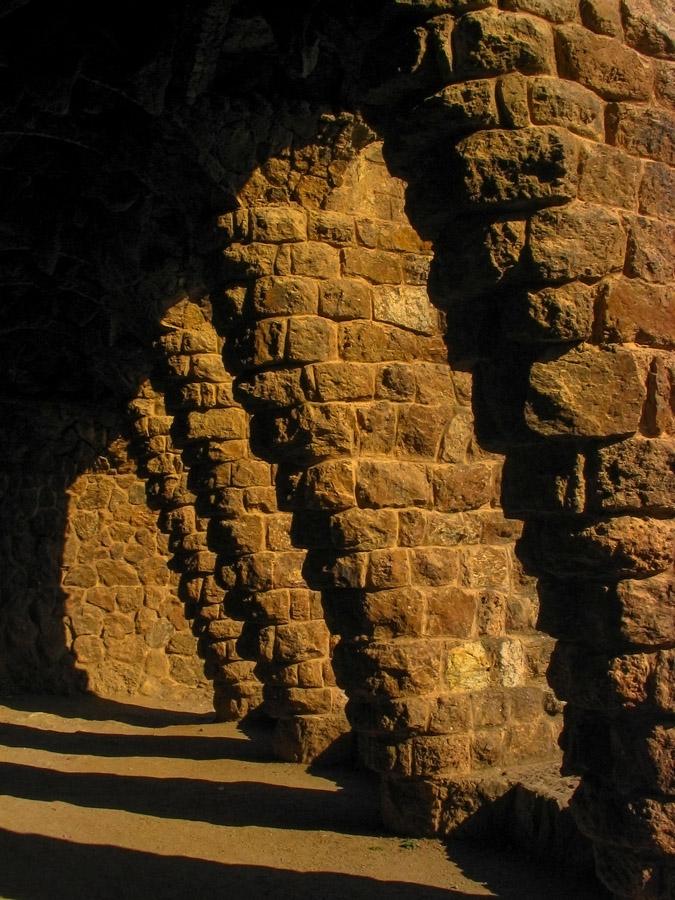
[399,839,418,850]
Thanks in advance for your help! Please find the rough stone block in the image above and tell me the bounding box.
[586,437,675,514]
[342,247,403,283]
[410,546,460,586]
[529,76,605,140]
[302,459,356,511]
[272,621,330,664]
[503,282,595,343]
[309,362,374,402]
[453,10,555,78]
[340,321,444,364]
[307,210,355,245]
[361,586,427,636]
[621,0,675,59]
[397,403,454,458]
[455,126,579,209]
[285,316,337,364]
[426,586,478,637]
[367,549,411,590]
[599,278,673,348]
[290,242,341,278]
[580,0,623,36]
[578,142,641,209]
[375,363,417,401]
[625,215,675,284]
[526,347,646,438]
[639,161,675,219]
[446,640,491,691]
[538,516,674,579]
[527,202,626,281]
[432,463,494,512]
[606,102,675,165]
[222,242,277,278]
[318,278,372,320]
[372,284,439,335]
[236,370,305,407]
[555,25,654,100]
[356,402,397,456]
[461,546,510,590]
[330,508,399,551]
[185,408,246,443]
[356,459,431,508]
[252,276,318,318]
[617,572,675,647]
[356,218,427,254]
[250,206,307,243]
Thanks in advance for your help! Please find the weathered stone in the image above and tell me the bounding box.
[586,437,675,513]
[409,80,499,140]
[432,219,526,301]
[580,0,624,36]
[621,0,675,59]
[397,403,454,458]
[529,77,605,141]
[453,10,555,78]
[639,161,675,219]
[555,25,654,100]
[526,347,646,439]
[309,362,374,402]
[599,278,674,348]
[372,285,440,334]
[527,203,627,281]
[617,572,675,647]
[285,316,337,364]
[624,215,675,284]
[342,247,403,283]
[503,282,595,343]
[318,279,372,320]
[446,641,491,691]
[607,102,675,165]
[308,210,355,245]
[303,460,356,511]
[455,127,579,209]
[290,242,341,278]
[252,276,318,317]
[538,516,674,579]
[357,402,397,456]
[578,142,641,209]
[330,508,399,551]
[356,460,432,508]
[185,409,246,442]
[432,464,494,512]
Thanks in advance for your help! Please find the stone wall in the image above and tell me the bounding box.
[63,450,211,703]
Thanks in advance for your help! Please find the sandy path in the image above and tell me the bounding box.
[0,695,604,899]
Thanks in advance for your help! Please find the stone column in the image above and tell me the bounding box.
[351,0,674,894]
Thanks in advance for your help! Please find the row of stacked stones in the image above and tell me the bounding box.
[218,137,564,824]
[126,297,350,754]
[353,0,673,896]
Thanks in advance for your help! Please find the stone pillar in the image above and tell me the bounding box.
[351,1,674,894]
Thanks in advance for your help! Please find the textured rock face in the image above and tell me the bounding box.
[0,1,673,893]
[352,0,674,895]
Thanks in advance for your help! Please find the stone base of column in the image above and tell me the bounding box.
[380,762,595,877]
[271,711,354,764]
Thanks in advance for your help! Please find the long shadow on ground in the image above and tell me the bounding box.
[0,828,470,900]
[0,762,379,835]
[0,721,275,762]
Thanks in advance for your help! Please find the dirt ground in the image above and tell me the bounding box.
[0,694,606,900]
